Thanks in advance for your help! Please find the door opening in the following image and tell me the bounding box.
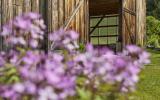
[89,14,120,51]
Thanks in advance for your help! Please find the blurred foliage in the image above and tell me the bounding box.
[0,64,19,84]
[147,0,160,19]
[79,43,85,52]
[146,16,160,48]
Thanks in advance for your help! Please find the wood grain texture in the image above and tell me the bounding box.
[0,0,2,50]
[122,0,137,46]
[136,0,146,46]
[23,0,32,12]
[31,0,39,12]
[0,0,1,31]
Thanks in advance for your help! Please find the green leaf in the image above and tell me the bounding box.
[77,87,92,100]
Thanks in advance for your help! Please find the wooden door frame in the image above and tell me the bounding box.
[122,0,137,46]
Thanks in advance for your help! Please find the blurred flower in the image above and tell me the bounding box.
[49,29,79,52]
[0,12,46,49]
[0,12,150,99]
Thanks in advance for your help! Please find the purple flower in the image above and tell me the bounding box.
[29,39,38,48]
[126,45,142,53]
[13,83,25,93]
[25,12,41,19]
[14,16,31,29]
[0,12,46,49]
[67,30,79,40]
[0,12,150,99]
[38,86,58,100]
[1,24,12,36]
[114,57,127,68]
[49,29,79,51]
[139,51,151,64]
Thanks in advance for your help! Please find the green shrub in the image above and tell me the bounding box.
[146,16,160,48]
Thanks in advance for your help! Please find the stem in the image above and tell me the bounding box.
[107,84,119,100]
[91,87,96,100]
[90,79,97,100]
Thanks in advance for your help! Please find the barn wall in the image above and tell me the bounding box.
[0,0,13,50]
[136,0,146,46]
[122,0,136,46]
[0,0,2,50]
[0,0,40,24]
[0,0,89,50]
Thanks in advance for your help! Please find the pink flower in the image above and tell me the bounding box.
[126,45,142,53]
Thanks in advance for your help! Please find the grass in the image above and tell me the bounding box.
[129,49,160,100]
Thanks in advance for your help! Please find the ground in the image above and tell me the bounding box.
[130,49,160,100]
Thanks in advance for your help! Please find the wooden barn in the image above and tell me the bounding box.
[0,0,146,51]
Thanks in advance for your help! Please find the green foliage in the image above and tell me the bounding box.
[0,64,19,84]
[77,88,103,100]
[146,16,160,48]
[77,88,92,100]
[79,43,85,52]
[147,0,160,19]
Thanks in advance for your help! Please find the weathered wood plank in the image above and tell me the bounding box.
[13,0,23,17]
[0,0,2,31]
[0,0,2,50]
[31,0,39,12]
[52,0,58,31]
[1,0,13,50]
[2,0,13,23]
[136,0,146,46]
[85,0,89,43]
[47,0,52,32]
[122,0,136,45]
[76,0,80,41]
[58,0,64,27]
[23,0,32,13]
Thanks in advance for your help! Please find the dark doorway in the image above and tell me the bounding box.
[89,0,121,51]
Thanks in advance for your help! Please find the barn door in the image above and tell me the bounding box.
[122,0,136,46]
[89,15,119,52]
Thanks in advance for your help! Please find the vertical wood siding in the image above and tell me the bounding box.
[122,0,136,46]
[0,0,89,50]
[122,0,145,46]
[1,0,13,50]
[0,0,2,50]
[136,0,146,46]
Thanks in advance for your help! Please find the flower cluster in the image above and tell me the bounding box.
[49,29,79,52]
[74,44,150,92]
[0,51,76,100]
[0,12,46,48]
[0,50,19,67]
[0,12,150,100]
